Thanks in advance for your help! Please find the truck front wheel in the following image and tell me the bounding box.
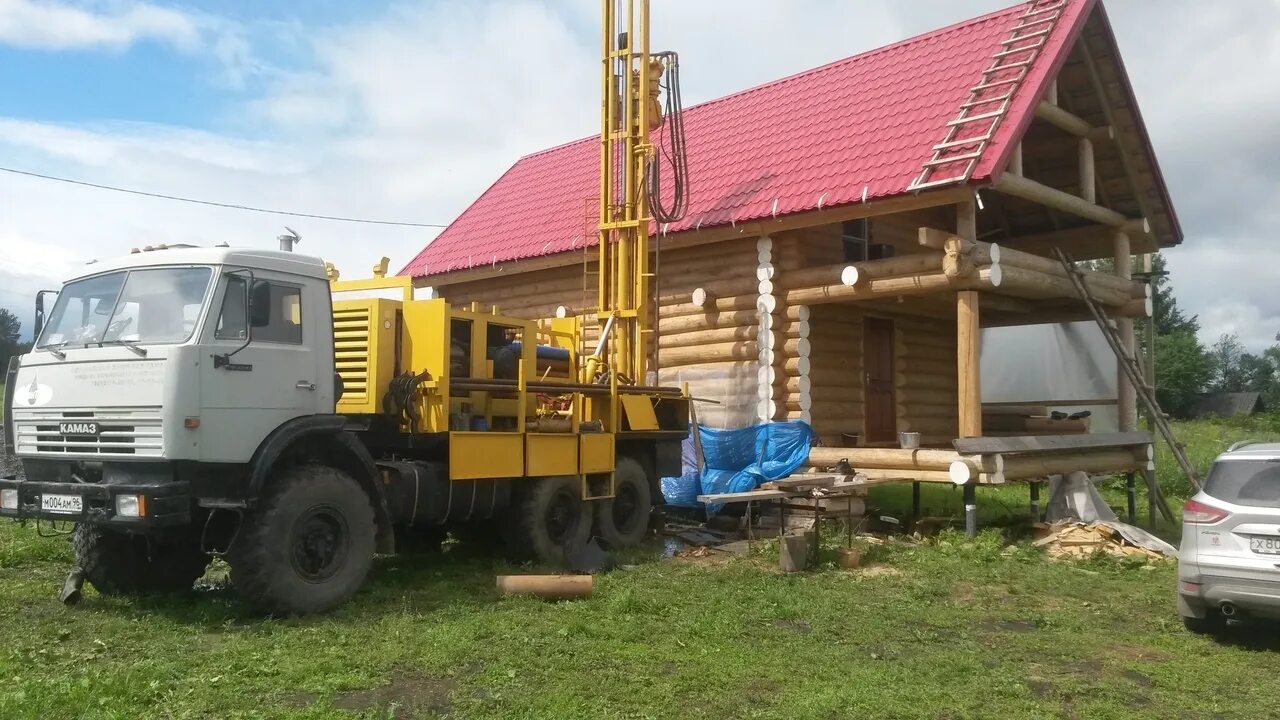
[73,524,209,596]
[228,464,376,615]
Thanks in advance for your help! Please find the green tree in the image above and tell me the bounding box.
[1155,331,1211,417]
[1207,333,1248,392]
[1150,253,1199,336]
[0,308,23,371]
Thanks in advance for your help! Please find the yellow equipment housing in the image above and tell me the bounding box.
[329,273,688,493]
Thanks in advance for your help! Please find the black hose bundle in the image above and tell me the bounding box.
[647,52,689,224]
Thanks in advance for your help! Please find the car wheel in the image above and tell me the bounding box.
[1183,611,1228,635]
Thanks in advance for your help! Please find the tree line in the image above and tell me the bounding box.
[1149,254,1276,417]
[0,308,33,373]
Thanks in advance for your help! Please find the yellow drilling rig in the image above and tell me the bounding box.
[0,0,690,614]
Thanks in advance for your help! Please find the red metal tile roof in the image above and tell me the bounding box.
[403,0,1094,278]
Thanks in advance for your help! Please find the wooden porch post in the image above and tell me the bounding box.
[956,199,982,439]
[1114,231,1137,431]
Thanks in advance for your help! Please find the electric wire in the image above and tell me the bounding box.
[0,165,447,228]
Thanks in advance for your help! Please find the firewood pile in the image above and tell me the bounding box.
[1032,522,1169,561]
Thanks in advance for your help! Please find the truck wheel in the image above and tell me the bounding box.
[504,476,592,565]
[73,524,209,596]
[594,457,652,549]
[228,464,375,615]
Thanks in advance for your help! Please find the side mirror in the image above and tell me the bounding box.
[249,281,271,328]
[33,290,58,340]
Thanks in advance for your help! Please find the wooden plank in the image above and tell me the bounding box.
[952,431,1153,455]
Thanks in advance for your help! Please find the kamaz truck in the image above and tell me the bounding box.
[1,0,685,614]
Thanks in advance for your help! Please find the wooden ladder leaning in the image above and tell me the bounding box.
[1055,249,1201,514]
[908,0,1069,192]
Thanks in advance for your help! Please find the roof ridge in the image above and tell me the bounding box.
[518,0,1033,163]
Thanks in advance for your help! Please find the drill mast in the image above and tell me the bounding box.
[596,0,661,385]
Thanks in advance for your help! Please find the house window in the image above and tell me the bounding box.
[842,219,869,263]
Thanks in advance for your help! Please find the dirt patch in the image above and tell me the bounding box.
[331,669,457,718]
[1025,676,1054,699]
[1121,669,1154,688]
[981,618,1042,633]
[856,564,903,578]
[1108,643,1172,663]
[772,618,812,635]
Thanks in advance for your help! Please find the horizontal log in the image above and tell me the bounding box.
[997,244,1144,299]
[496,574,593,600]
[994,172,1132,229]
[996,265,1131,307]
[659,310,762,334]
[806,447,1000,475]
[662,294,762,319]
[660,340,757,363]
[1035,101,1114,142]
[784,266,1000,306]
[1001,448,1145,481]
[658,325,758,349]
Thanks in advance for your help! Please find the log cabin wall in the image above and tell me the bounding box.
[431,239,765,428]
[428,210,965,439]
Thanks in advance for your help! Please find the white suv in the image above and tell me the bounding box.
[1178,441,1280,634]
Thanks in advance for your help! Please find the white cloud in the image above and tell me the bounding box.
[0,0,200,51]
[0,0,1273,355]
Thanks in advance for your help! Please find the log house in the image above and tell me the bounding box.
[397,0,1178,494]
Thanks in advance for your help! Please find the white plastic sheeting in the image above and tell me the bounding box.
[980,322,1118,433]
[658,361,761,429]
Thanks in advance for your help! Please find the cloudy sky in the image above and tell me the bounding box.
[0,0,1272,348]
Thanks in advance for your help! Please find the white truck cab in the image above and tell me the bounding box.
[2,246,387,614]
[8,246,334,465]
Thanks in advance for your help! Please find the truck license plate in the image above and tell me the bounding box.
[40,494,83,515]
[1249,536,1280,555]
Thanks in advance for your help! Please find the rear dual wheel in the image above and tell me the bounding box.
[594,457,652,550]
[504,475,593,565]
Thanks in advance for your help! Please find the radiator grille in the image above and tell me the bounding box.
[334,305,372,408]
[13,406,164,458]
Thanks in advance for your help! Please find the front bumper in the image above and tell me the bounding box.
[0,476,192,528]
[1179,574,1280,620]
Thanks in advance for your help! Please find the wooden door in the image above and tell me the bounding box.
[863,317,897,444]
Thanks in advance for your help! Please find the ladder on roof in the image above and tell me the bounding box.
[1054,249,1201,512]
[907,0,1069,193]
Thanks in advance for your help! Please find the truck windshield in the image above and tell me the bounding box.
[37,267,213,349]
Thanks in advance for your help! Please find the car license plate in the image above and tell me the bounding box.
[40,494,83,515]
[1249,536,1280,555]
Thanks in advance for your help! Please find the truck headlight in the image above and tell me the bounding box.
[115,494,146,518]
[0,489,16,510]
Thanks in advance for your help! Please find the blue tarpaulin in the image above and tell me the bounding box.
[660,421,815,512]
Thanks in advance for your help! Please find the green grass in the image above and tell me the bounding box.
[1,418,1278,719]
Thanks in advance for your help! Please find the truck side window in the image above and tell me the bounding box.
[255,284,303,344]
[215,277,248,340]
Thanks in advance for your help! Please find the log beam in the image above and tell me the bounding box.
[993,172,1135,230]
[1035,101,1114,143]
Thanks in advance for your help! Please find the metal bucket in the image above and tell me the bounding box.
[840,432,861,447]
[898,431,921,449]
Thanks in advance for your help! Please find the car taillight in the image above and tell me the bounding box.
[1183,498,1229,524]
